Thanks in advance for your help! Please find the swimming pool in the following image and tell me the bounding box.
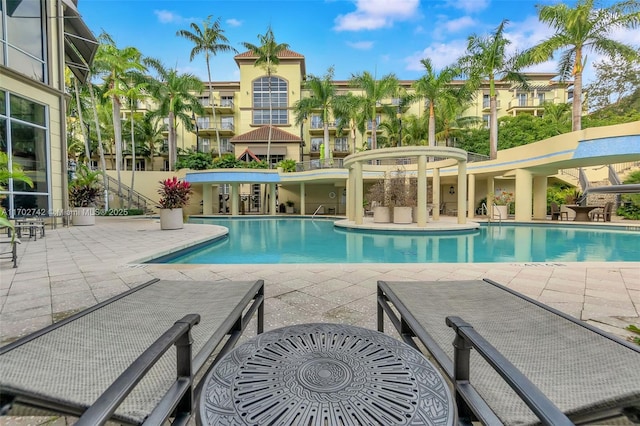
[150,217,640,264]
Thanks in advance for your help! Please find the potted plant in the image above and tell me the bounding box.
[69,164,101,226]
[158,176,192,230]
[285,200,295,214]
[388,171,412,224]
[490,191,513,220]
[367,180,389,223]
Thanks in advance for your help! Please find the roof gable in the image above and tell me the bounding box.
[231,126,301,143]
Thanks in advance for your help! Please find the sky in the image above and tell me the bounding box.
[77,0,640,85]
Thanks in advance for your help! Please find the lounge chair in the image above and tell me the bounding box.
[0,278,264,425]
[550,202,568,220]
[0,235,20,268]
[377,279,640,425]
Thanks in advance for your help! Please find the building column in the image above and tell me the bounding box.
[354,162,363,225]
[269,183,277,216]
[456,161,467,224]
[230,182,239,216]
[487,178,495,219]
[515,169,533,222]
[532,176,548,220]
[467,174,476,219]
[432,168,440,221]
[347,167,355,221]
[417,155,427,227]
[300,182,306,215]
[202,183,213,215]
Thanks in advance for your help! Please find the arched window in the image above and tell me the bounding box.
[252,77,288,125]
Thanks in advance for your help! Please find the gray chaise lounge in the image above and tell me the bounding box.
[377,279,640,425]
[0,278,264,425]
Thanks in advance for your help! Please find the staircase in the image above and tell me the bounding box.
[100,175,156,213]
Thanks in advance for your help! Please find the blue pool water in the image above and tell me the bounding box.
[152,218,640,264]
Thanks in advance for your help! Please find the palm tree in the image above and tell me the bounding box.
[293,67,337,162]
[241,26,290,167]
[137,113,165,171]
[146,60,204,171]
[459,20,528,160]
[333,92,366,153]
[177,16,237,158]
[541,101,571,135]
[349,71,399,150]
[412,59,462,147]
[435,96,482,147]
[525,0,640,131]
[122,77,147,207]
[93,32,146,202]
[401,114,429,146]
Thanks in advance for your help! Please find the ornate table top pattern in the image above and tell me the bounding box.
[200,323,454,425]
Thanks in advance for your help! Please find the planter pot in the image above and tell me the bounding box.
[160,208,184,230]
[285,206,294,214]
[393,206,412,224]
[71,207,95,226]
[373,206,390,223]
[560,204,576,221]
[493,205,508,220]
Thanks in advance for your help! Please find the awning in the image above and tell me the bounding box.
[247,147,287,156]
[585,184,640,194]
[62,0,98,83]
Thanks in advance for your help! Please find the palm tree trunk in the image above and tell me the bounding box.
[87,79,109,210]
[205,60,222,158]
[168,111,176,171]
[112,97,123,203]
[428,103,435,147]
[489,95,498,160]
[267,64,273,167]
[323,122,330,165]
[371,106,377,150]
[129,102,135,209]
[73,78,91,162]
[572,71,582,131]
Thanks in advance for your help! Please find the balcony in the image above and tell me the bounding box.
[482,99,501,111]
[309,120,338,135]
[198,121,235,137]
[199,98,235,113]
[507,98,546,113]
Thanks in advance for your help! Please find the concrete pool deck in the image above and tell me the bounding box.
[1,216,638,346]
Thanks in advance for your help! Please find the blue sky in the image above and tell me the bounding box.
[78,0,639,84]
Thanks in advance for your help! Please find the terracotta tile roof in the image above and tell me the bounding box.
[234,49,304,59]
[231,126,301,143]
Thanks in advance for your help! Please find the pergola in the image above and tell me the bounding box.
[343,147,469,227]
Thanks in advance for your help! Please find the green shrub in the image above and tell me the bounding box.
[175,152,213,170]
[277,159,297,172]
[617,169,640,220]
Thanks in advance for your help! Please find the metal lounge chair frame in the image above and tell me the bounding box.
[0,278,264,425]
[377,279,640,425]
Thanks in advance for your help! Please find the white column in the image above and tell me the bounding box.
[432,168,440,221]
[457,161,467,224]
[354,162,363,225]
[487,178,495,219]
[515,169,533,222]
[202,183,212,215]
[417,155,427,227]
[300,182,306,215]
[467,174,476,219]
[269,183,277,216]
[347,167,355,221]
[532,176,547,220]
[230,182,239,216]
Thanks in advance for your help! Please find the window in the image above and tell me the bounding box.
[0,91,50,217]
[366,115,381,130]
[483,114,491,129]
[220,96,234,108]
[252,77,288,125]
[221,116,234,131]
[538,93,546,105]
[1,0,46,82]
[200,138,211,153]
[310,138,323,152]
[334,137,349,152]
[220,138,232,153]
[483,94,490,108]
[517,93,527,106]
[197,117,209,129]
[310,115,322,129]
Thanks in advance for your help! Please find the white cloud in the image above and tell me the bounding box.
[154,10,183,24]
[404,39,469,72]
[444,16,477,33]
[226,18,242,27]
[334,0,420,31]
[445,0,490,13]
[346,41,374,50]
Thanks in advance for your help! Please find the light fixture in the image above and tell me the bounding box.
[449,186,455,195]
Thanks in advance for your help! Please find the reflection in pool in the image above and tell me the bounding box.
[150,218,640,264]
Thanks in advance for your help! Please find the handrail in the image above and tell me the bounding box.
[312,205,323,219]
[104,175,156,212]
[446,316,574,426]
[75,314,200,426]
[492,203,503,224]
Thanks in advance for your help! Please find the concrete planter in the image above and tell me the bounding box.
[373,206,390,223]
[393,206,412,224]
[493,205,508,220]
[160,208,184,230]
[71,207,95,226]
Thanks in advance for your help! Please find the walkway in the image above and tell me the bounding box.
[1,216,638,346]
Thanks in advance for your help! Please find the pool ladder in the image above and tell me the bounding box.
[312,205,324,219]
[485,202,503,226]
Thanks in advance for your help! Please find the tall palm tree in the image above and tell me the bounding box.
[412,59,462,147]
[146,60,204,171]
[122,77,147,207]
[525,0,640,131]
[93,32,146,202]
[401,114,429,146]
[241,26,290,167]
[333,92,366,153]
[137,113,165,171]
[541,101,571,135]
[435,96,482,147]
[177,16,237,158]
[349,71,399,150]
[293,67,337,162]
[459,20,528,160]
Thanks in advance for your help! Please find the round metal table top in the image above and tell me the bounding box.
[199,323,454,425]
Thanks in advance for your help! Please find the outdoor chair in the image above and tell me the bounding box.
[0,234,20,268]
[591,201,613,222]
[550,202,568,220]
[0,278,264,425]
[377,279,640,425]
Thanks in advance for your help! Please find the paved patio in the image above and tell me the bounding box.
[1,216,638,345]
